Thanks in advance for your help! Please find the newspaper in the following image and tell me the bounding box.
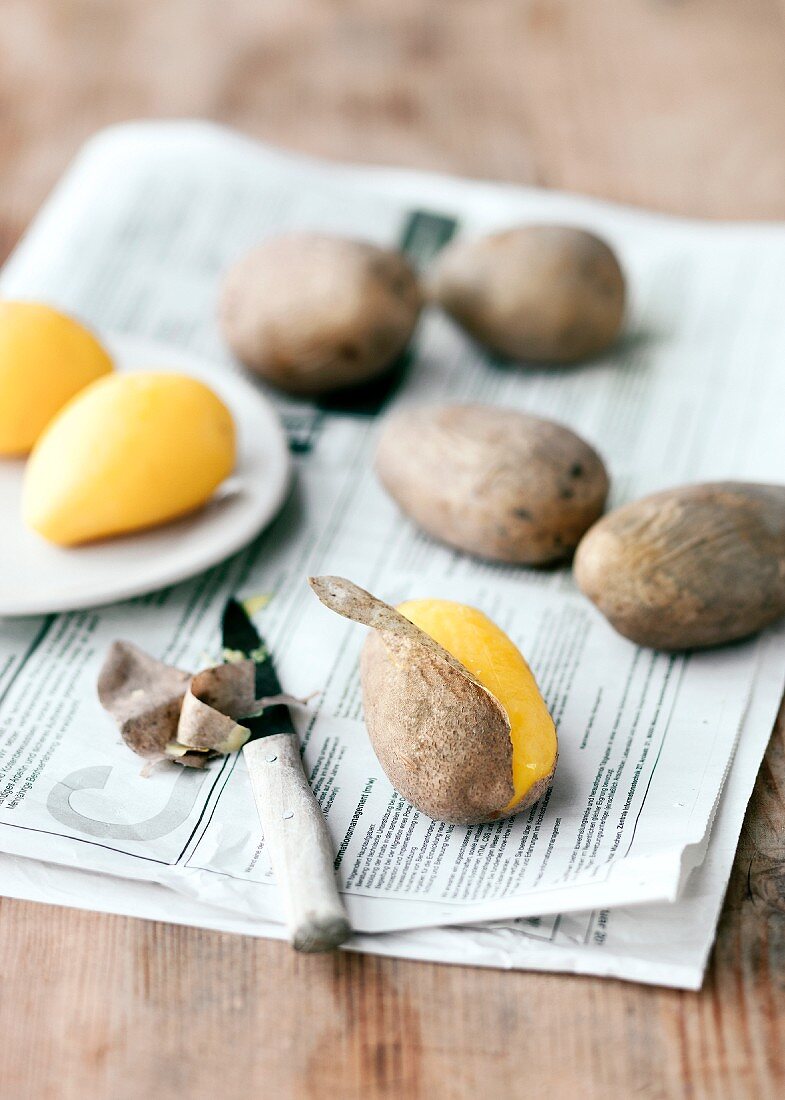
[1,122,784,979]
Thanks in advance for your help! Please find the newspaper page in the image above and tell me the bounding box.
[0,123,783,947]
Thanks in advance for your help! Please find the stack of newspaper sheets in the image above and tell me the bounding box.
[1,122,784,989]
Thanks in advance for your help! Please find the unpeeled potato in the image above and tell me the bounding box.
[375,403,609,564]
[23,372,236,546]
[219,233,423,396]
[0,301,113,455]
[429,225,626,364]
[574,482,785,650]
[309,576,557,825]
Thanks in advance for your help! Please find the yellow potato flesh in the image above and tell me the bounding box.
[23,372,236,546]
[398,599,557,812]
[0,301,113,455]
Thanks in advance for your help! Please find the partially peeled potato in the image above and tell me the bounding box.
[309,576,557,825]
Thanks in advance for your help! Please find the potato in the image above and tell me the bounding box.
[309,576,557,825]
[429,225,625,363]
[219,233,423,396]
[375,403,609,564]
[23,372,236,545]
[574,482,785,650]
[0,300,113,455]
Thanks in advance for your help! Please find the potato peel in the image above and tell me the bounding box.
[97,641,192,761]
[97,639,306,770]
[308,575,506,700]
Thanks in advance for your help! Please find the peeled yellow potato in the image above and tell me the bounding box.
[23,372,236,546]
[0,301,113,455]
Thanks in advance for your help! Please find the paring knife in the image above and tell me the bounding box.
[222,598,351,952]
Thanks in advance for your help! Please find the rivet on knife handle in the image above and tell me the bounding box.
[244,734,351,952]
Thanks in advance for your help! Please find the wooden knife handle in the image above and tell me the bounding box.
[243,734,351,952]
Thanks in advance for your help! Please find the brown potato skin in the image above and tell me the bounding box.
[429,225,625,364]
[360,631,516,825]
[219,233,422,396]
[574,482,785,650]
[375,403,609,565]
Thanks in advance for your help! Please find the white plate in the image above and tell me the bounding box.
[0,335,292,617]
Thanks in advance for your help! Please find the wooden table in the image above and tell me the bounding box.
[2,2,785,1096]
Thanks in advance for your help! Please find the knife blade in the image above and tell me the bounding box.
[222,598,351,952]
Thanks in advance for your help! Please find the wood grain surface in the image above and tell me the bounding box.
[2,1,785,1097]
